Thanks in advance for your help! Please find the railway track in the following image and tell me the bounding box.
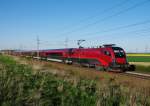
[122,71,150,80]
[10,55,150,80]
[31,58,150,80]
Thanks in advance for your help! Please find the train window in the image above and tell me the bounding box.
[112,47,125,58]
[114,51,125,58]
[104,51,111,56]
[47,53,62,59]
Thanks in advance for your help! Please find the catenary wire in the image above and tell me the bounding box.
[57,0,150,37]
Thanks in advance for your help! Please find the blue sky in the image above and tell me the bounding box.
[0,0,150,52]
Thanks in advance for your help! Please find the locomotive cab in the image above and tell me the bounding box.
[109,46,135,71]
[100,44,135,71]
[112,47,127,64]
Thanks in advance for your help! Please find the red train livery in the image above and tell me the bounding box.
[13,44,135,71]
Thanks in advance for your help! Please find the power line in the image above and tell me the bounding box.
[66,27,150,46]
[44,20,150,48]
[92,28,150,42]
[78,19,150,40]
[60,0,130,32]
[58,0,150,37]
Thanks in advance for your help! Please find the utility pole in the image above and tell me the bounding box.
[65,37,68,48]
[19,44,23,56]
[145,45,148,53]
[135,48,138,53]
[37,36,40,57]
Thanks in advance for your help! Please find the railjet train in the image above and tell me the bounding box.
[13,44,135,72]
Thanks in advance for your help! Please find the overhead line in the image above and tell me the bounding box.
[60,0,130,31]
[83,0,150,28]
[79,0,130,22]
[79,19,150,39]
[38,19,150,47]
[65,19,150,42]
[102,30,150,41]
[61,26,150,44]
[59,0,150,37]
[76,30,150,48]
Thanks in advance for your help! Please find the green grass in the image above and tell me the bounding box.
[0,55,150,106]
[134,65,150,73]
[127,56,150,62]
[127,55,150,73]
[0,55,98,106]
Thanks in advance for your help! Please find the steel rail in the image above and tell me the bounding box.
[121,71,150,80]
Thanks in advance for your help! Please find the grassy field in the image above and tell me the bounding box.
[127,53,150,73]
[127,56,150,62]
[0,55,98,106]
[0,55,150,105]
[127,53,150,57]
[135,65,150,73]
[127,53,150,62]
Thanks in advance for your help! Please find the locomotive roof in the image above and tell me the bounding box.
[13,46,123,53]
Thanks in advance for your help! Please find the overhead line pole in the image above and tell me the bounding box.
[37,36,40,57]
[65,37,68,48]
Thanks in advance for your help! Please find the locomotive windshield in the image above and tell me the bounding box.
[112,47,125,58]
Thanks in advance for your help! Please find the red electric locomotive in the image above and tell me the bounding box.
[38,44,135,72]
